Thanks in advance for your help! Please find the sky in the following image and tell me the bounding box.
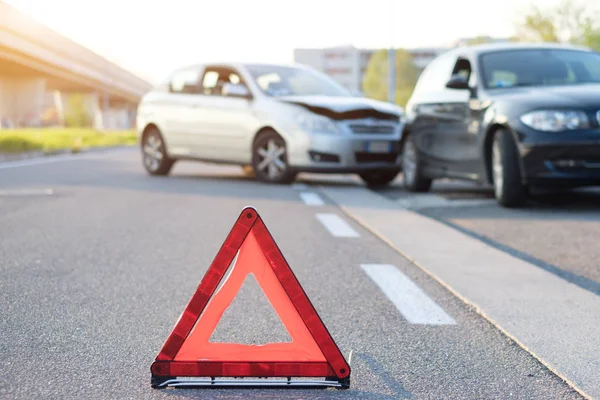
[3,0,578,84]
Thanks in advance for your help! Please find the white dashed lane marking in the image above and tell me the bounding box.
[361,263,456,325]
[0,148,132,170]
[316,213,360,238]
[299,192,325,206]
[0,188,54,196]
[291,183,309,190]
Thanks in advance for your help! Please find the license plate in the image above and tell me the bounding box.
[366,141,391,153]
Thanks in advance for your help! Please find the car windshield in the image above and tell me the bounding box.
[479,49,600,89]
[244,64,352,97]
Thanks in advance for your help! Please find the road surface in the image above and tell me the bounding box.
[1,148,597,399]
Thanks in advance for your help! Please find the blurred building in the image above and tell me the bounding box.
[452,36,514,47]
[293,45,447,94]
[294,38,511,94]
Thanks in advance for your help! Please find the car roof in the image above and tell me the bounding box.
[453,41,594,56]
[173,61,311,72]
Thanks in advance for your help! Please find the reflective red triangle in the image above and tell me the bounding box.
[151,207,351,382]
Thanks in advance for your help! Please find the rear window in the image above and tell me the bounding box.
[479,49,600,89]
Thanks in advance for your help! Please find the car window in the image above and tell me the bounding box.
[169,68,202,94]
[413,52,458,94]
[201,67,245,96]
[245,64,351,97]
[255,73,281,93]
[488,70,518,88]
[479,49,600,89]
[452,58,471,79]
[202,71,219,90]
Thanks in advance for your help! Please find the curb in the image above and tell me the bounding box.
[0,145,137,164]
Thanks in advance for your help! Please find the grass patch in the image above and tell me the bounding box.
[0,128,138,154]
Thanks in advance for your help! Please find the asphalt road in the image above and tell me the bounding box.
[0,149,585,399]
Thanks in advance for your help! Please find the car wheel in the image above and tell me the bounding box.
[141,127,175,176]
[251,130,297,184]
[491,128,528,208]
[402,134,432,192]
[359,170,400,188]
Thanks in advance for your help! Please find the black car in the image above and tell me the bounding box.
[401,42,600,207]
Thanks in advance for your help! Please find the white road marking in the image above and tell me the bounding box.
[0,154,79,169]
[291,183,308,190]
[394,194,496,209]
[299,192,325,206]
[0,188,54,196]
[315,213,360,237]
[0,147,132,170]
[361,264,456,325]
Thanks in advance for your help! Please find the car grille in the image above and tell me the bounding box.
[349,124,395,134]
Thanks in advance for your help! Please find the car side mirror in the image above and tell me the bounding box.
[222,83,251,99]
[446,74,470,90]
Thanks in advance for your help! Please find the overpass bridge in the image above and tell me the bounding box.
[0,0,153,129]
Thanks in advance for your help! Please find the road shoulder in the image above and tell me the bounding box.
[320,185,600,400]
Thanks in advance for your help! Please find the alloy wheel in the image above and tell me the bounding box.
[492,138,504,197]
[402,139,417,185]
[143,133,164,172]
[256,139,287,180]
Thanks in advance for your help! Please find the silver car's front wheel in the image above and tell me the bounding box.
[141,128,175,176]
[251,130,297,184]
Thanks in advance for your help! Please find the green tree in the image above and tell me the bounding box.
[463,36,520,45]
[362,49,420,107]
[465,36,495,45]
[516,0,600,50]
[64,94,92,128]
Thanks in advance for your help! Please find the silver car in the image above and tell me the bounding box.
[136,62,405,187]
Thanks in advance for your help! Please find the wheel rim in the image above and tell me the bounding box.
[256,139,286,180]
[492,139,504,196]
[402,139,417,184]
[143,134,164,171]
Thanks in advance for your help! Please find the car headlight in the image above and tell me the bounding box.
[519,110,590,132]
[295,113,340,134]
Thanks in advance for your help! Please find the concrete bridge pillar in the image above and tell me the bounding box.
[0,77,46,127]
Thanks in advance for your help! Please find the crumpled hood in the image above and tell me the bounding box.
[276,95,402,121]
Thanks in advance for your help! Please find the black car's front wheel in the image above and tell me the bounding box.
[491,128,528,208]
[251,130,297,184]
[402,133,432,192]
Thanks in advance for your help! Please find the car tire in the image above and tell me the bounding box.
[141,127,175,176]
[401,133,432,192]
[359,170,400,188]
[491,128,528,208]
[251,130,297,184]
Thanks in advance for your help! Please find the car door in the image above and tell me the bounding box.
[410,53,476,179]
[408,52,466,177]
[438,55,482,177]
[161,66,205,157]
[187,65,256,163]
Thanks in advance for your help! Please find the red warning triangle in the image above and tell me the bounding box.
[151,207,351,387]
